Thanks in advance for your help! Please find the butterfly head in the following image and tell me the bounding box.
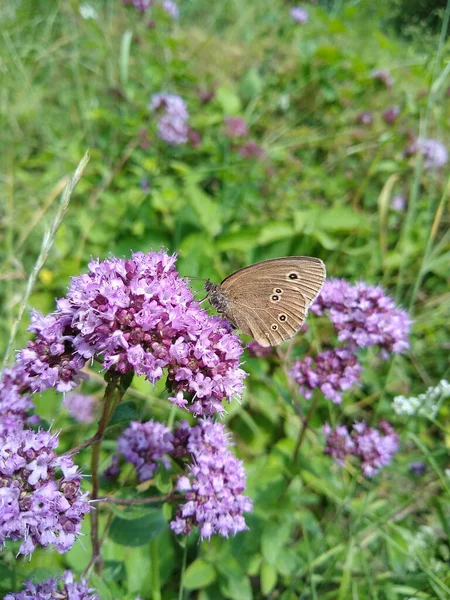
[204,280,229,314]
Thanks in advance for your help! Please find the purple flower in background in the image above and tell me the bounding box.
[356,111,373,125]
[59,251,245,416]
[352,420,399,477]
[291,6,308,24]
[140,178,150,192]
[187,128,201,147]
[63,393,100,424]
[5,571,99,600]
[290,348,362,404]
[383,106,400,125]
[370,69,394,88]
[149,93,189,145]
[0,428,90,557]
[246,341,272,359]
[416,138,448,169]
[239,141,266,160]
[409,461,426,476]
[114,420,174,481]
[323,421,399,476]
[123,0,153,12]
[391,194,406,211]
[171,420,252,539]
[0,365,38,435]
[224,116,248,139]
[161,0,179,18]
[198,84,216,104]
[323,424,355,465]
[311,279,411,358]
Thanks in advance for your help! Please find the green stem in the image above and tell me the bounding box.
[293,393,320,465]
[151,538,162,600]
[396,0,450,305]
[89,373,129,574]
[178,543,188,600]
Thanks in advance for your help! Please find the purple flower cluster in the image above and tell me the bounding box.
[323,421,399,477]
[5,571,99,600]
[17,310,87,394]
[149,93,189,145]
[391,194,406,211]
[171,420,252,539]
[311,279,411,357]
[11,251,245,417]
[0,428,90,556]
[383,105,400,125]
[114,420,174,481]
[356,111,373,125]
[0,365,38,435]
[415,138,448,169]
[123,0,152,12]
[290,348,362,404]
[161,0,179,19]
[291,6,308,24]
[224,116,248,139]
[112,418,252,539]
[239,141,266,160]
[123,0,179,18]
[246,341,272,359]
[63,393,100,424]
[370,69,394,88]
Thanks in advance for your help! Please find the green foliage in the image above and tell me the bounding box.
[1,0,450,599]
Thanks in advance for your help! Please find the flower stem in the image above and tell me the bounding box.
[151,538,162,600]
[178,542,188,600]
[293,393,320,465]
[94,493,176,505]
[89,372,130,573]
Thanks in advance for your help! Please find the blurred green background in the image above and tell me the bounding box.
[1,0,450,598]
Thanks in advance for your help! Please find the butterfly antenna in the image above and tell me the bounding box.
[184,276,209,282]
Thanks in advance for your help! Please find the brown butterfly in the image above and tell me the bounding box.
[204,256,326,347]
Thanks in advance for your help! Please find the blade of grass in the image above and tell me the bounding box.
[1,151,90,372]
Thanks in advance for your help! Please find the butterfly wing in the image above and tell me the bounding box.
[220,256,325,347]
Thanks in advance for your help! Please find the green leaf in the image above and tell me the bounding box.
[261,520,292,565]
[184,178,221,236]
[318,206,370,232]
[240,68,263,99]
[216,228,260,252]
[155,464,173,494]
[108,401,138,428]
[219,571,253,600]
[258,222,294,245]
[183,559,217,590]
[215,86,242,114]
[90,573,113,600]
[108,509,167,546]
[260,561,278,596]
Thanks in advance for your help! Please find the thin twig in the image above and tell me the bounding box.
[94,493,175,505]
[89,376,124,574]
[293,394,320,465]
